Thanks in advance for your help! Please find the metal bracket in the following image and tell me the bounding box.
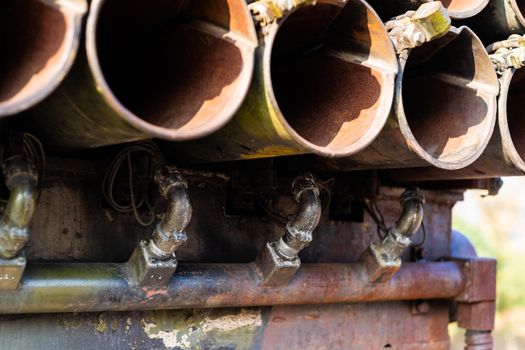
[249,0,316,34]
[0,133,42,290]
[385,1,451,54]
[454,257,497,348]
[0,256,26,290]
[488,34,525,74]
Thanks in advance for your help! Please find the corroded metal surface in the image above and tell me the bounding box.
[0,0,505,348]
[0,302,451,350]
[0,261,465,314]
[127,167,191,287]
[167,0,398,161]
[0,134,41,290]
[0,0,86,117]
[29,0,258,149]
[385,2,451,54]
[255,174,321,286]
[383,66,525,181]
[360,188,424,282]
[24,159,460,264]
[289,26,498,171]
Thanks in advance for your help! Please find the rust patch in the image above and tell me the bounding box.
[143,288,169,299]
[0,0,68,106]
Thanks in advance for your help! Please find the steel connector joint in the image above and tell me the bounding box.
[361,188,425,283]
[128,167,192,287]
[379,188,424,257]
[489,34,525,74]
[256,174,321,286]
[153,166,192,247]
[0,151,40,291]
[385,2,451,54]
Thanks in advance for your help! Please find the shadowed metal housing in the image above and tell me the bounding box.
[304,26,498,171]
[0,0,86,117]
[29,0,258,149]
[167,0,398,162]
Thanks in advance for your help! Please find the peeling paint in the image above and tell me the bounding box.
[199,309,263,332]
[141,308,262,349]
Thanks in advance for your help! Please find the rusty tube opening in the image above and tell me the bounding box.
[0,0,80,117]
[502,68,525,171]
[91,0,256,141]
[399,27,498,170]
[269,0,397,157]
[440,0,489,19]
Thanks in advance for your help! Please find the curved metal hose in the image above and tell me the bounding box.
[275,174,321,260]
[0,134,42,259]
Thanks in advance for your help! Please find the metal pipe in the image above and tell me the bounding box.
[380,188,425,258]
[166,0,398,162]
[360,188,424,283]
[455,0,525,44]
[0,261,465,314]
[0,0,86,117]
[278,174,322,258]
[127,167,192,287]
[255,174,321,286]
[0,155,39,259]
[464,330,494,350]
[292,26,499,171]
[29,0,258,149]
[152,167,192,257]
[383,63,525,181]
[366,0,489,20]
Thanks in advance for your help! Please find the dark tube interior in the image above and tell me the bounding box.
[271,2,388,154]
[402,31,492,164]
[0,0,67,105]
[507,68,525,159]
[96,0,246,132]
[517,0,525,15]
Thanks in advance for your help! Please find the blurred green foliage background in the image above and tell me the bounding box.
[451,177,525,349]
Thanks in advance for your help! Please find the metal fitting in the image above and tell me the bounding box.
[128,167,192,287]
[0,256,27,291]
[488,34,525,74]
[464,330,493,350]
[255,174,321,286]
[0,145,40,290]
[0,155,39,260]
[385,2,450,54]
[361,188,425,283]
[249,0,316,33]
